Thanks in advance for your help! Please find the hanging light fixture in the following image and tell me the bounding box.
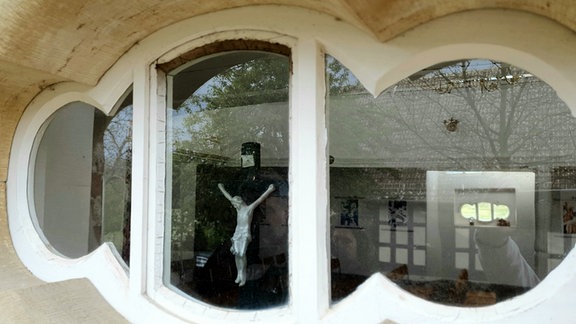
[443,117,459,132]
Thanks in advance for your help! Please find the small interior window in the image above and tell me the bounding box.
[460,203,510,223]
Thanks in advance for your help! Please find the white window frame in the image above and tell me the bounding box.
[8,6,576,323]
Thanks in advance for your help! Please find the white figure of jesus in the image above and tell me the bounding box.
[217,183,275,286]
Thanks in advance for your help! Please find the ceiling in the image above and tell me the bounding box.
[1,0,574,87]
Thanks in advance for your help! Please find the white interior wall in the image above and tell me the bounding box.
[34,103,95,258]
[426,171,536,280]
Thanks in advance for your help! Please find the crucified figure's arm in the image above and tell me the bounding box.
[248,184,275,209]
[218,183,234,202]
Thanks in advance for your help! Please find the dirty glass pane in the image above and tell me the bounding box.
[33,93,133,262]
[328,57,576,306]
[165,51,289,309]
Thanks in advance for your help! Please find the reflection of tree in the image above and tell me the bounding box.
[168,55,364,254]
[174,55,290,159]
[103,107,133,176]
[103,105,133,263]
[330,59,576,171]
[90,98,133,264]
[187,55,289,110]
[326,56,364,95]
[170,54,290,254]
[403,60,572,169]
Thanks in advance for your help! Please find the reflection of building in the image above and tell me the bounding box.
[327,59,576,297]
[4,2,576,324]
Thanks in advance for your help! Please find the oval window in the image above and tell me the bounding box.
[33,94,132,261]
[494,204,510,219]
[328,57,575,306]
[460,204,477,220]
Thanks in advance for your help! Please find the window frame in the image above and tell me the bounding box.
[460,202,511,223]
[155,43,293,309]
[7,6,576,323]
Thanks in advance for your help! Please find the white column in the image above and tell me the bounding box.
[290,38,330,321]
[129,65,150,295]
[153,68,169,289]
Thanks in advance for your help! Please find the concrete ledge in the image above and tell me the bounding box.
[0,278,127,323]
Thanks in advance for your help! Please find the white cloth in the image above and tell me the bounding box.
[475,228,540,288]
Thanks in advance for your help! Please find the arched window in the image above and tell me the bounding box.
[160,44,290,309]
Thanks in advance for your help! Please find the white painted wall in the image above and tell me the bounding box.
[426,171,536,280]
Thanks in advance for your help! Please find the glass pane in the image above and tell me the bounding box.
[102,94,133,264]
[494,204,510,219]
[165,51,289,309]
[33,93,133,261]
[328,57,576,306]
[460,204,477,220]
[477,202,492,222]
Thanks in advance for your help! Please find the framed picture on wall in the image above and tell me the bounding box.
[387,200,408,228]
[562,201,576,234]
[339,198,359,227]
